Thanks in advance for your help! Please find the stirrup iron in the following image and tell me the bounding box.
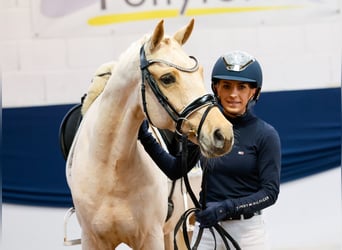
[63,207,81,246]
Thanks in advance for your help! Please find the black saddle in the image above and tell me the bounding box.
[59,104,82,160]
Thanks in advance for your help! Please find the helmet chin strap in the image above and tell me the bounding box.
[245,87,259,110]
[253,87,261,101]
[246,96,257,110]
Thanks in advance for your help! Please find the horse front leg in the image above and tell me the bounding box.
[132,226,165,250]
[164,232,189,250]
[81,230,116,250]
[164,232,173,250]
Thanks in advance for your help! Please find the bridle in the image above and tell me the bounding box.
[139,44,217,138]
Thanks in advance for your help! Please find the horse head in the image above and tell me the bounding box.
[140,19,234,158]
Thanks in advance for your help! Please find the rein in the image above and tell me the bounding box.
[139,45,216,138]
[174,135,241,250]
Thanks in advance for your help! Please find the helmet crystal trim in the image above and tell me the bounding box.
[223,51,255,72]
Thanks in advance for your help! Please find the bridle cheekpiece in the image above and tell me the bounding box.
[139,44,217,138]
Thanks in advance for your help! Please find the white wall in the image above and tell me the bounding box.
[1,1,341,108]
[2,167,341,250]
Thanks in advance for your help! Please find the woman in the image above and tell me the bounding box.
[138,50,281,249]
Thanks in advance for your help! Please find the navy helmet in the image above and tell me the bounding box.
[211,51,263,101]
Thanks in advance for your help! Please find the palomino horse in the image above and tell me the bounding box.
[66,19,234,250]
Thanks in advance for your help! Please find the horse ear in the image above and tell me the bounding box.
[173,18,194,45]
[149,19,165,52]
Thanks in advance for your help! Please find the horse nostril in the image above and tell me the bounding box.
[214,129,224,140]
[214,129,225,148]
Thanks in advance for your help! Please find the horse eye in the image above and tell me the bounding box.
[160,73,176,85]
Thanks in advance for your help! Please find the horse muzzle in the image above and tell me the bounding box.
[196,108,234,158]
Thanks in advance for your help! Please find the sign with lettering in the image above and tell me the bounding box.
[32,0,339,37]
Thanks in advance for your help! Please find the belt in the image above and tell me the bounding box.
[225,210,262,221]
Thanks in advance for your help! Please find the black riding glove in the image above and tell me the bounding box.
[196,200,235,228]
[138,119,150,140]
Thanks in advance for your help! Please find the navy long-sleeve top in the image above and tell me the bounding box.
[139,108,281,215]
[201,110,281,215]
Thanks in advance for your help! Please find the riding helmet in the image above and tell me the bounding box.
[211,50,263,101]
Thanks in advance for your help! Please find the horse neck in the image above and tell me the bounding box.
[92,58,145,160]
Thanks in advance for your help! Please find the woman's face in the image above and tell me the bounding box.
[214,80,256,117]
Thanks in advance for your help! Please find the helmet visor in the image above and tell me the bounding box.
[223,51,255,72]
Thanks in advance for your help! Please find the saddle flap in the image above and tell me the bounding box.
[59,104,82,160]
